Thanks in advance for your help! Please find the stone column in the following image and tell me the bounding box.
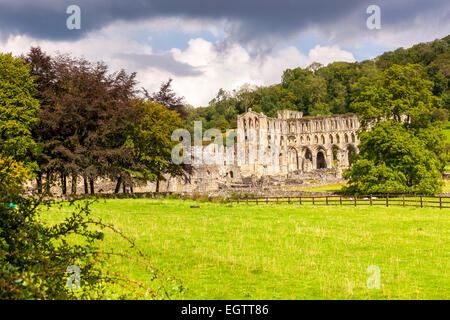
[312,150,317,170]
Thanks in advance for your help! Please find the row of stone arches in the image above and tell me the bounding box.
[270,118,358,134]
[278,132,357,147]
[284,144,357,172]
[243,117,260,130]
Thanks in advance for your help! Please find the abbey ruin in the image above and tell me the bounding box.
[182,109,360,193]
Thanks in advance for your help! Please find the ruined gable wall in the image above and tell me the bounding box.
[236,110,360,178]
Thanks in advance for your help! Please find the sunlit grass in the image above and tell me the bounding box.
[298,180,449,194]
[40,199,449,300]
[298,183,346,192]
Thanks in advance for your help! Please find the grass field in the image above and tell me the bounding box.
[299,180,450,193]
[298,183,346,192]
[40,198,450,300]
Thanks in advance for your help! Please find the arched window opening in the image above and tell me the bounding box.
[303,148,313,172]
[317,151,327,169]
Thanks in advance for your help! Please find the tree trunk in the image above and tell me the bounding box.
[156,178,160,193]
[84,176,89,194]
[122,183,126,194]
[114,177,122,194]
[61,171,67,195]
[89,179,95,194]
[166,177,171,192]
[130,185,133,193]
[36,172,42,194]
[71,174,77,195]
[45,170,51,195]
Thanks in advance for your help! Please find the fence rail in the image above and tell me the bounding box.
[229,195,450,209]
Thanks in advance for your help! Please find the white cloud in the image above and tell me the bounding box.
[308,45,356,65]
[0,20,356,107]
[159,40,355,106]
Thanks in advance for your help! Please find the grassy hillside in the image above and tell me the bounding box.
[41,199,449,299]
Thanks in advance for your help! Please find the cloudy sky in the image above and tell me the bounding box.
[0,0,449,106]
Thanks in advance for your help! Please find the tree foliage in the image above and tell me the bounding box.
[344,64,446,195]
[128,99,187,190]
[0,53,40,169]
[343,121,443,195]
[351,64,440,127]
[146,78,186,118]
[22,48,188,195]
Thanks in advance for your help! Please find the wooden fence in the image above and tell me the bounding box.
[230,195,450,209]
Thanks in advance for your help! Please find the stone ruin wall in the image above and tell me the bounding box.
[184,109,360,193]
[236,109,359,177]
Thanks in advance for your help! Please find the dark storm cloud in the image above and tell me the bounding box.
[0,0,447,44]
[115,52,203,76]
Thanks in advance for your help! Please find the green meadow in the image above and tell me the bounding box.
[300,180,450,193]
[40,198,449,300]
[298,183,346,192]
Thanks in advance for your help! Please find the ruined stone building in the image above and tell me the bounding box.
[182,109,361,193]
[236,109,359,176]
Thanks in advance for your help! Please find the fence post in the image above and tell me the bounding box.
[440,197,443,209]
[288,196,290,204]
[247,198,248,204]
[312,197,315,205]
[354,196,357,207]
[340,196,342,206]
[386,194,389,207]
[420,196,423,208]
[370,194,372,206]
[299,196,302,205]
[326,196,328,205]
[403,195,405,207]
